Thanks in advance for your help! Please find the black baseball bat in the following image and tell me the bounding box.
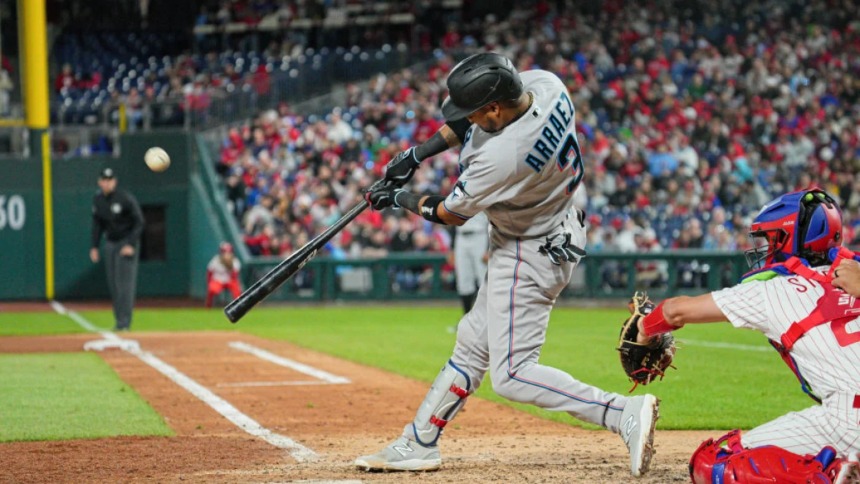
[224,126,459,323]
[224,199,370,323]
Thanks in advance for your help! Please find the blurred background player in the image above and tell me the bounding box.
[206,242,242,308]
[90,167,145,331]
[454,211,489,314]
[633,188,859,483]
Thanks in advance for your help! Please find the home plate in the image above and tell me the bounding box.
[84,339,140,351]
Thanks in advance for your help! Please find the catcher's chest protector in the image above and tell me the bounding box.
[689,430,843,484]
[754,253,860,402]
[775,254,860,351]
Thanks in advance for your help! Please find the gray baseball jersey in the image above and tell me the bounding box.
[424,70,632,435]
[712,272,860,459]
[443,70,583,238]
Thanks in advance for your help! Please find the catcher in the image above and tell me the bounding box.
[621,188,859,483]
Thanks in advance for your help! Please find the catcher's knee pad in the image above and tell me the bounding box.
[689,430,844,484]
[410,360,472,446]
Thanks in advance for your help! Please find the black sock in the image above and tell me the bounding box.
[461,292,478,314]
[460,295,472,314]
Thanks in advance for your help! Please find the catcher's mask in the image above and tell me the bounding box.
[744,187,842,269]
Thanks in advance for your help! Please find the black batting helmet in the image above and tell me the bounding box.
[441,52,524,121]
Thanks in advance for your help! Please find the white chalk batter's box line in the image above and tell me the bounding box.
[51,301,323,462]
[217,380,343,388]
[225,340,352,386]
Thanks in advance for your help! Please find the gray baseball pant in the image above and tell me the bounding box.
[104,239,140,330]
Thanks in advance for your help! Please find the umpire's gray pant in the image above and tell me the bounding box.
[104,239,140,329]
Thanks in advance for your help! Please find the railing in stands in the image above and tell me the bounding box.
[241,251,749,303]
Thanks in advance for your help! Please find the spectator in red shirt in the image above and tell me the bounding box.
[55,63,77,92]
[412,107,441,145]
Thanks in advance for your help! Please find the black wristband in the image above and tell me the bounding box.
[414,132,449,161]
[394,192,447,224]
[419,195,447,224]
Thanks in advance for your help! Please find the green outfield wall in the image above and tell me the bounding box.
[52,133,192,299]
[0,161,46,298]
[0,132,205,300]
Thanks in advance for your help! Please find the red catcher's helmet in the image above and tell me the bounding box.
[745,188,842,269]
[219,242,234,254]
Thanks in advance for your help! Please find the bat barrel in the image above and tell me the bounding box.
[224,199,370,323]
[224,286,260,322]
[224,246,305,322]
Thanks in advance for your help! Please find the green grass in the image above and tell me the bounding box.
[245,306,811,430]
[0,353,173,442]
[0,312,85,335]
[0,304,814,433]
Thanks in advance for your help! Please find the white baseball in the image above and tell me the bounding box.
[144,147,171,172]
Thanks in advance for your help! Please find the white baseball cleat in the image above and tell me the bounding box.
[619,394,660,477]
[355,436,441,472]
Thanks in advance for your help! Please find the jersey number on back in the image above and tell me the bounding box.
[557,133,584,195]
[831,292,860,346]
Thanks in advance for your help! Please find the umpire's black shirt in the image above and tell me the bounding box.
[91,188,145,248]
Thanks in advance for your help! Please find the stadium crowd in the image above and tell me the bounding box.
[211,0,860,281]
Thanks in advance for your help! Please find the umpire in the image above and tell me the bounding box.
[89,167,145,331]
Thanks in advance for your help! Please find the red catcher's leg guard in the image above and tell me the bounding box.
[689,430,843,484]
[689,430,745,484]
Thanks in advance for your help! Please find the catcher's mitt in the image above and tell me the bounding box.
[617,292,676,391]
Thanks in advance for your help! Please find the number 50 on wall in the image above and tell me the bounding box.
[0,195,26,230]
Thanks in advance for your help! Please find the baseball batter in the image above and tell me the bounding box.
[636,188,860,483]
[357,52,659,477]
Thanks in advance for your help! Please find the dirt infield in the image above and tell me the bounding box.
[0,331,716,483]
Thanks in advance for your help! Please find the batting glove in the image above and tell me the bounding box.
[365,185,405,210]
[384,147,421,187]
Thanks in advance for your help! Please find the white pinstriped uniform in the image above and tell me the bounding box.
[435,70,632,433]
[711,268,860,459]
